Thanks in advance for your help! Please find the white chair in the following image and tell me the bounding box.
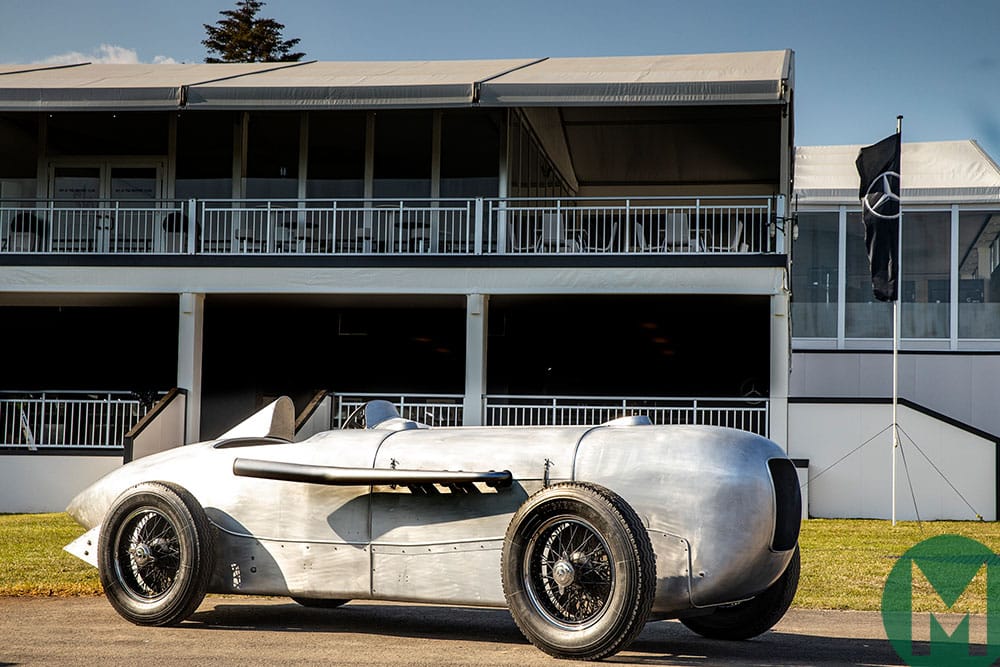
[633,221,661,252]
[538,212,586,253]
[663,213,693,251]
[707,219,747,252]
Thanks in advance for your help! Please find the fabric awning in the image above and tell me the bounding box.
[0,51,793,111]
[185,59,537,109]
[479,51,793,106]
[795,141,1000,204]
[0,62,284,110]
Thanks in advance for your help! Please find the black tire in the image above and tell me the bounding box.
[290,597,350,609]
[98,481,215,626]
[501,482,656,661]
[680,545,800,640]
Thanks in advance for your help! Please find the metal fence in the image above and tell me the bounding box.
[333,393,466,428]
[486,197,774,255]
[0,200,189,254]
[198,199,478,255]
[0,391,152,449]
[330,392,768,436]
[2,195,780,257]
[483,395,769,436]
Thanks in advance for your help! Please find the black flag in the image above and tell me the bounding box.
[856,133,901,302]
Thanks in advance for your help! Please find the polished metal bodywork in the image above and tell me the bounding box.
[66,401,797,616]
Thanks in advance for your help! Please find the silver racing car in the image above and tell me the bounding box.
[65,398,801,660]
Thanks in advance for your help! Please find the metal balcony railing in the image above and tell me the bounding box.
[0,200,189,254]
[483,395,769,435]
[332,393,466,428]
[0,391,153,449]
[329,392,768,436]
[1,196,782,257]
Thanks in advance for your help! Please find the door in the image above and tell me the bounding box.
[48,161,163,252]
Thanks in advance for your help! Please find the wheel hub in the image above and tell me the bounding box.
[130,543,155,567]
[552,559,575,591]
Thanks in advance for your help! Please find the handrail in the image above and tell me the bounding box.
[2,195,781,257]
[295,390,329,434]
[122,388,186,463]
[484,394,769,435]
[124,388,185,440]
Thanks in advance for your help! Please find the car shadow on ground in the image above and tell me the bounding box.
[187,601,903,665]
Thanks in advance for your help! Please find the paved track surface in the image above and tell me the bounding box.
[0,597,904,666]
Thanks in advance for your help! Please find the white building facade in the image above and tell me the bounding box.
[12,53,993,520]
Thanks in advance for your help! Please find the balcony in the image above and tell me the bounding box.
[1,196,782,258]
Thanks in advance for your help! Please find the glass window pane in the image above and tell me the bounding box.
[901,211,950,338]
[53,167,100,202]
[959,210,1000,339]
[246,112,299,199]
[0,113,38,197]
[791,212,839,337]
[440,110,500,198]
[176,112,234,199]
[845,211,892,338]
[48,112,167,155]
[306,111,365,199]
[373,111,431,199]
[110,167,158,201]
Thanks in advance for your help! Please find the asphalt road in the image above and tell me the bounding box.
[0,597,903,666]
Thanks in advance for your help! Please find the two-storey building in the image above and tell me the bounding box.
[0,51,815,514]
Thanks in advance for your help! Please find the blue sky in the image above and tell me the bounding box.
[2,0,999,158]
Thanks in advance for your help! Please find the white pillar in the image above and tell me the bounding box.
[463,293,489,426]
[769,290,790,451]
[178,292,205,444]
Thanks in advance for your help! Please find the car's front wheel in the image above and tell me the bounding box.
[501,482,655,660]
[680,545,800,640]
[98,481,214,626]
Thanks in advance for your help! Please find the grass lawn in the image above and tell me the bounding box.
[797,518,1000,613]
[3,513,1000,612]
[0,513,101,596]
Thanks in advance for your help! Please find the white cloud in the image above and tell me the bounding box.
[37,44,177,65]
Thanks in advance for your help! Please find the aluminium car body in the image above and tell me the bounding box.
[66,398,801,660]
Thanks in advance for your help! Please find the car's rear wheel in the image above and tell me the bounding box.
[98,481,214,626]
[290,597,350,609]
[680,545,800,640]
[501,482,655,660]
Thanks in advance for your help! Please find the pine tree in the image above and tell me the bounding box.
[202,0,305,63]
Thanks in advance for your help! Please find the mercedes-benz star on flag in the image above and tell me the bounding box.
[856,133,901,302]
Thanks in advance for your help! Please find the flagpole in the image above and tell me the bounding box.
[892,115,903,527]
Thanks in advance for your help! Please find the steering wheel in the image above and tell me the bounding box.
[341,403,367,430]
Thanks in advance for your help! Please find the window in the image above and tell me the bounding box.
[0,113,38,199]
[246,112,299,199]
[176,112,235,199]
[440,110,500,198]
[959,210,1000,339]
[900,211,950,339]
[373,111,431,200]
[791,212,839,337]
[306,111,365,199]
[845,211,892,338]
[47,112,167,155]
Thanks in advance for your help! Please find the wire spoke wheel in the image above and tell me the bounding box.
[114,508,182,600]
[98,482,214,627]
[525,516,613,628]
[502,482,655,660]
